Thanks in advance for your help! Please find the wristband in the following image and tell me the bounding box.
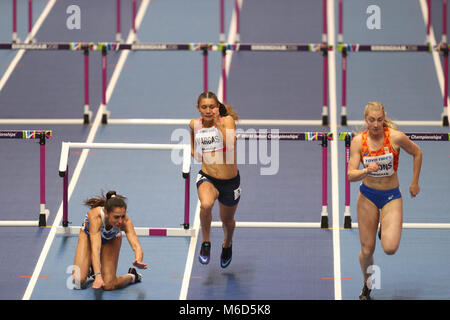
[363,168,368,174]
[94,272,102,277]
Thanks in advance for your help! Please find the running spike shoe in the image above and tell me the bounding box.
[359,284,372,300]
[128,267,142,284]
[199,241,211,265]
[220,244,232,268]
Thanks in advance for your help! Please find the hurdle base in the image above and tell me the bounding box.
[322,115,328,126]
[341,115,347,126]
[39,214,46,227]
[320,216,328,229]
[344,215,352,229]
[39,209,50,227]
[83,108,92,125]
[102,113,108,124]
[443,115,449,127]
[12,33,20,44]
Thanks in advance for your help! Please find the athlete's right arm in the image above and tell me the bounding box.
[87,209,104,289]
[189,119,195,157]
[348,135,371,181]
[189,119,202,162]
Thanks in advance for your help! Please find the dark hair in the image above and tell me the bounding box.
[197,91,239,120]
[218,102,228,117]
[84,190,127,213]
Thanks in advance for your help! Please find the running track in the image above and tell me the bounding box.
[0,0,449,301]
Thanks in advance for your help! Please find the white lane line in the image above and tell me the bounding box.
[0,0,56,92]
[217,0,242,102]
[179,0,243,300]
[327,0,342,301]
[22,0,151,300]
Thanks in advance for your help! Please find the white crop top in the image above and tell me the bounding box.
[194,118,225,154]
[82,208,121,241]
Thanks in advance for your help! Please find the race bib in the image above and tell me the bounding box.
[195,127,224,153]
[363,152,395,177]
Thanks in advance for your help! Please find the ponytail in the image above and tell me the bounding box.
[84,190,127,212]
[219,102,239,120]
[383,117,398,130]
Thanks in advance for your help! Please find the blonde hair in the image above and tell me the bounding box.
[361,101,398,131]
[197,91,239,121]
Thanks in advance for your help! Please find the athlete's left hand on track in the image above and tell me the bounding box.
[133,260,148,269]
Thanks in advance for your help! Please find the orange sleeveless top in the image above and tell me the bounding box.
[360,127,399,177]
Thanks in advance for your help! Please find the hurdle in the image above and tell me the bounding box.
[0,41,332,126]
[219,0,242,43]
[338,0,449,127]
[56,141,193,237]
[11,0,139,44]
[341,131,450,229]
[68,42,330,125]
[426,0,447,44]
[338,44,449,127]
[0,42,97,125]
[208,131,333,229]
[116,0,122,42]
[0,130,51,227]
[99,42,332,125]
[115,0,140,43]
[11,0,35,43]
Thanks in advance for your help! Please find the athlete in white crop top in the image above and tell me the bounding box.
[82,207,122,243]
[72,191,147,290]
[190,91,241,268]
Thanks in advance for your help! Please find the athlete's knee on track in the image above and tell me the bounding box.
[72,276,89,290]
[72,268,89,287]
[102,280,117,291]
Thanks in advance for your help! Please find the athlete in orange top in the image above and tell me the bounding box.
[348,102,422,300]
[361,126,399,175]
